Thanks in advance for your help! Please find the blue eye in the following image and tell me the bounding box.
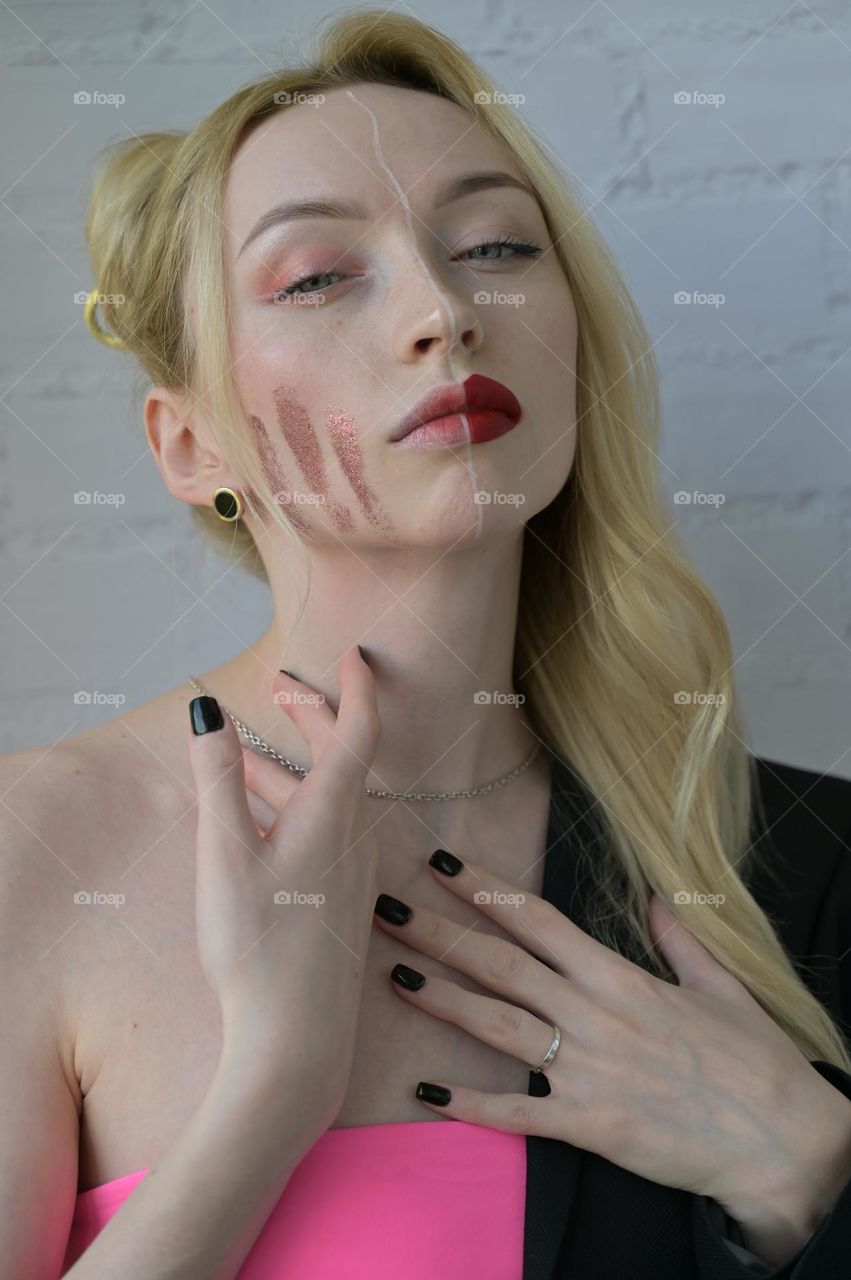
[271,234,543,303]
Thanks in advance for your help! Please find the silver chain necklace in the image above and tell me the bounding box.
[186,675,542,801]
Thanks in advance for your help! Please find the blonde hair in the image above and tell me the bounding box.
[84,8,850,1070]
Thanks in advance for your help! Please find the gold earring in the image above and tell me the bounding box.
[84,287,125,349]
[213,487,242,522]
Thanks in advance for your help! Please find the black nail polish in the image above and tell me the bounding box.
[391,963,425,991]
[278,668,296,680]
[190,695,224,735]
[374,893,412,925]
[357,644,369,667]
[429,849,464,876]
[416,1082,451,1106]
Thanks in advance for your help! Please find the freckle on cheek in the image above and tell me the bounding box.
[325,404,394,534]
[272,384,355,533]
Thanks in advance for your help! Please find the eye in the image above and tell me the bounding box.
[462,233,543,263]
[269,234,544,303]
[271,269,345,302]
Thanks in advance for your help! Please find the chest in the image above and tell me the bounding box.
[73,810,549,1194]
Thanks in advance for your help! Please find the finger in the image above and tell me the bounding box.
[187,696,260,859]
[271,667,338,764]
[387,966,559,1074]
[372,894,564,1018]
[647,893,753,1005]
[241,744,302,815]
[425,851,630,988]
[412,1079,556,1138]
[303,644,381,801]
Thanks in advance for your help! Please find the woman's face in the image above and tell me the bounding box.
[222,81,578,549]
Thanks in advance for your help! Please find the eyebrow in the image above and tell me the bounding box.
[236,169,538,260]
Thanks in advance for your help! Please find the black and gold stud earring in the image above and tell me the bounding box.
[212,487,242,522]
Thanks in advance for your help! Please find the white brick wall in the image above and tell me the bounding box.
[1,1,848,776]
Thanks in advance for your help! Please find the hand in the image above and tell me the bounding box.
[371,851,850,1218]
[187,645,381,1137]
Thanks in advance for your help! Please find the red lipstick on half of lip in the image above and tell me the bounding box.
[390,374,523,446]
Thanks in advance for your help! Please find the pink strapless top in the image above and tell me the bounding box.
[61,1120,526,1278]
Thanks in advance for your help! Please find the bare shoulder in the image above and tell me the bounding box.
[1,681,197,865]
[0,683,200,1059]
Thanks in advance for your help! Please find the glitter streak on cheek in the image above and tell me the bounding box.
[325,403,395,535]
[248,414,309,535]
[272,385,355,534]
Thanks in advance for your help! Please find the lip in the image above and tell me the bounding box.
[390,374,523,444]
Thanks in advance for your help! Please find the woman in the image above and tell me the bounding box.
[1,10,850,1278]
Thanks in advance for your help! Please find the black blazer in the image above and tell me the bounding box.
[523,754,851,1279]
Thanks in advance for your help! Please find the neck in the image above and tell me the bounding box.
[203,530,540,795]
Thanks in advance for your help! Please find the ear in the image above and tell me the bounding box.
[144,386,233,507]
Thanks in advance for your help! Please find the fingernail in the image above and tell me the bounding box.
[416,1082,451,1106]
[278,668,296,680]
[357,644,369,667]
[190,695,224,735]
[391,963,425,991]
[429,849,464,876]
[374,893,412,925]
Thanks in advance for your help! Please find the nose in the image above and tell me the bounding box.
[395,285,484,366]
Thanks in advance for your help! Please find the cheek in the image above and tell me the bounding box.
[325,404,395,534]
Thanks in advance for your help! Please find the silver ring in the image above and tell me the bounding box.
[531,1023,561,1073]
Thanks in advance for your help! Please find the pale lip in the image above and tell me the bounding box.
[389,375,522,443]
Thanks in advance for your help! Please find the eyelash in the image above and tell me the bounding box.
[270,233,544,302]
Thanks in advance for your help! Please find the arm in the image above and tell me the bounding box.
[692,1059,851,1275]
[0,812,321,1280]
[63,1047,320,1280]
